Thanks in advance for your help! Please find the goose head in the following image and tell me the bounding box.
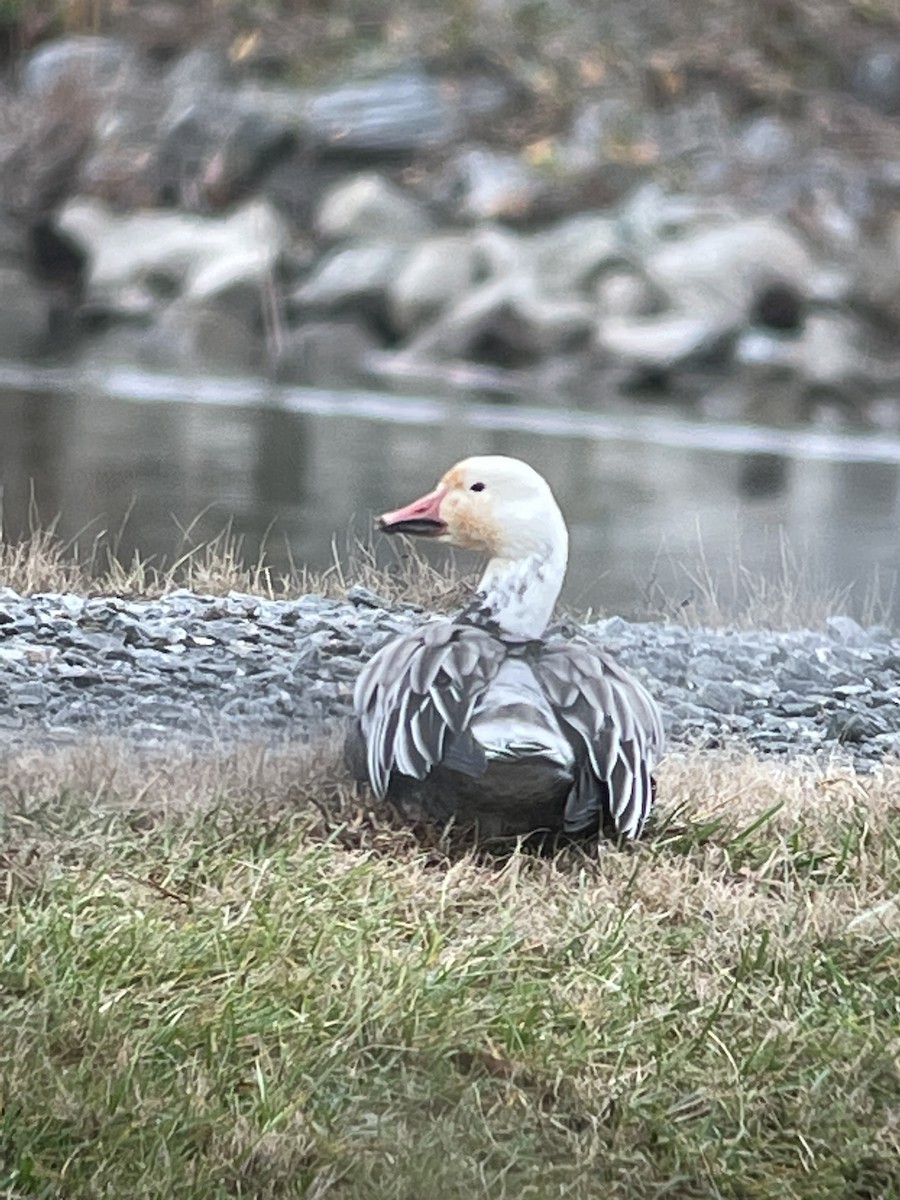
[379,455,568,638]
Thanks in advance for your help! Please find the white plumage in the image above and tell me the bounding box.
[350,455,665,839]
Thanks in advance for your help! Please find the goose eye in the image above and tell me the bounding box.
[470,481,486,493]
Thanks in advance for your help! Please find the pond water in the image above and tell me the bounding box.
[1,361,899,624]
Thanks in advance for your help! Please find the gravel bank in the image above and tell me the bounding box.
[0,586,898,767]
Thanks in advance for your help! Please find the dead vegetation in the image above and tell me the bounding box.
[3,519,896,634]
[0,520,473,612]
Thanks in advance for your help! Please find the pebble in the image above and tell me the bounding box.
[0,589,897,768]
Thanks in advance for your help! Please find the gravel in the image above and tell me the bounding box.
[0,585,898,767]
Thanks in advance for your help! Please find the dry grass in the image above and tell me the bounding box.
[1,740,898,1198]
[0,523,472,613]
[635,529,898,633]
[3,521,896,634]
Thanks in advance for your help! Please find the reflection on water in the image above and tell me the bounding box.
[1,369,899,623]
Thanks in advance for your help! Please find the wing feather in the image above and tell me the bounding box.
[353,622,505,798]
[533,640,664,838]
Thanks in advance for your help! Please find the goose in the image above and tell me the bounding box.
[350,455,665,839]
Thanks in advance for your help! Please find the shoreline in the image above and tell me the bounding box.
[0,586,897,767]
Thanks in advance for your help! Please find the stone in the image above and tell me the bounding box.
[530,215,620,296]
[387,234,478,333]
[315,174,432,243]
[646,217,814,322]
[56,198,289,316]
[305,69,457,157]
[439,147,547,221]
[23,36,133,99]
[293,241,407,310]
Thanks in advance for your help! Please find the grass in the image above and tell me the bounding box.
[0,521,471,613]
[3,520,896,634]
[0,742,898,1198]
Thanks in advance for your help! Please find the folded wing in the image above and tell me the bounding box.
[353,621,507,799]
[533,640,665,838]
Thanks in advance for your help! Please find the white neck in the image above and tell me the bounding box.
[474,539,567,639]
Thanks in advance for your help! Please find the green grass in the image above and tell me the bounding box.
[1,744,898,1198]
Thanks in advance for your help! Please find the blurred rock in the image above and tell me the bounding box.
[305,69,457,157]
[736,313,860,390]
[407,272,593,367]
[438,147,548,221]
[22,36,133,100]
[851,45,900,116]
[292,241,407,310]
[315,173,431,243]
[57,198,289,318]
[597,314,727,371]
[737,116,797,167]
[156,53,298,208]
[530,214,620,295]
[388,234,478,333]
[647,217,814,321]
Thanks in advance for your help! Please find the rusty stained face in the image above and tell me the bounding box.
[435,464,501,555]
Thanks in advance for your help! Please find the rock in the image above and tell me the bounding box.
[646,217,814,322]
[439,147,547,221]
[737,116,797,167]
[202,107,298,207]
[292,241,407,311]
[316,174,431,243]
[388,234,479,333]
[395,224,595,365]
[597,313,728,371]
[0,266,50,359]
[530,214,620,296]
[56,198,289,317]
[736,313,861,390]
[851,45,900,116]
[826,615,869,646]
[594,269,659,319]
[305,69,457,157]
[594,214,817,374]
[22,36,133,99]
[273,320,378,385]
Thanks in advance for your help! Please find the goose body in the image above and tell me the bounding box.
[351,456,665,839]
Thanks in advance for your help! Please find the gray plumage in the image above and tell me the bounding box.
[350,621,664,840]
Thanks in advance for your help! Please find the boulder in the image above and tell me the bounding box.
[529,214,621,296]
[388,234,479,333]
[645,217,815,322]
[438,147,548,221]
[315,174,432,243]
[23,36,133,100]
[305,69,457,157]
[292,242,408,311]
[56,198,290,318]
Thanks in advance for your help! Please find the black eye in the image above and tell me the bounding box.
[470,481,486,492]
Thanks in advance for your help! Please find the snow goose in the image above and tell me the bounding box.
[351,455,664,839]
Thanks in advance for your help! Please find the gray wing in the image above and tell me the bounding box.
[352,621,506,799]
[533,640,665,838]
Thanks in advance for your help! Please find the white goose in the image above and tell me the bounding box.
[351,455,665,839]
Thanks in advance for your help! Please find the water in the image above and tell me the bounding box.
[1,363,899,622]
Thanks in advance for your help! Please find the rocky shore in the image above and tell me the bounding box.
[0,586,897,769]
[4,7,900,426]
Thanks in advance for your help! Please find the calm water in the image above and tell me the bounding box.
[1,362,899,622]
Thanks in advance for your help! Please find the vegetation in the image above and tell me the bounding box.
[0,742,897,1197]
